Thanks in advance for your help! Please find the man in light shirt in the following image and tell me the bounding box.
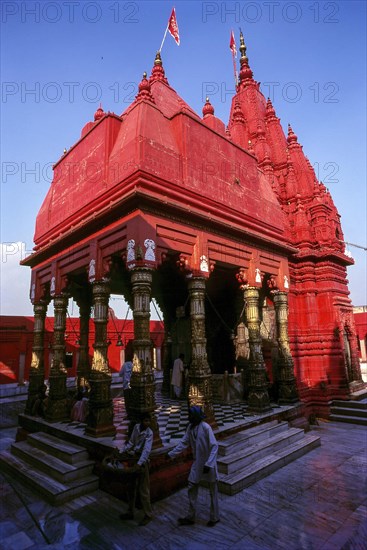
[167,406,219,527]
[119,412,154,526]
[171,353,185,398]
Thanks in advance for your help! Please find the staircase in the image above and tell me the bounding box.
[216,420,320,495]
[0,432,99,505]
[330,398,367,426]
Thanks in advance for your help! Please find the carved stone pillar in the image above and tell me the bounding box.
[161,329,172,396]
[76,300,91,389]
[129,268,161,446]
[244,287,271,412]
[46,293,69,422]
[85,281,116,437]
[187,277,216,427]
[273,291,299,403]
[25,300,48,415]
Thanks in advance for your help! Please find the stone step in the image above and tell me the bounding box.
[329,414,367,426]
[218,433,321,496]
[330,406,367,418]
[0,450,99,505]
[218,420,287,456]
[218,428,305,474]
[11,441,95,483]
[27,432,90,464]
[332,399,367,410]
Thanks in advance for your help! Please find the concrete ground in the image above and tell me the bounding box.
[0,397,366,550]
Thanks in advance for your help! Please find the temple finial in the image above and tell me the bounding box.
[238,29,253,82]
[135,72,155,103]
[94,103,104,121]
[287,123,298,145]
[150,51,169,85]
[239,29,248,65]
[202,97,214,117]
[154,51,162,66]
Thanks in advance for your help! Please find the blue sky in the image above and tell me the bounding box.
[1,0,366,316]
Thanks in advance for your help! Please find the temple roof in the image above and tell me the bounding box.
[33,52,289,252]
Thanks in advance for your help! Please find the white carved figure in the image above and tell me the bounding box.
[255,268,261,283]
[88,259,96,282]
[127,239,135,262]
[200,255,209,272]
[144,239,156,261]
[284,275,289,289]
[50,276,56,296]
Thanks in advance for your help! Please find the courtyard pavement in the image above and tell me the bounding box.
[0,395,366,550]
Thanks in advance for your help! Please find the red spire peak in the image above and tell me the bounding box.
[150,51,169,85]
[239,30,253,83]
[136,72,155,103]
[265,98,276,120]
[202,97,215,118]
[94,103,105,121]
[287,124,298,144]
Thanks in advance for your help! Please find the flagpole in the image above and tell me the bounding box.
[232,51,238,89]
[230,30,238,89]
[159,24,169,53]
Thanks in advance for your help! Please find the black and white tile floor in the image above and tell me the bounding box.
[112,393,286,447]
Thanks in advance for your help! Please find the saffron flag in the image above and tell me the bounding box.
[230,30,237,57]
[168,8,180,45]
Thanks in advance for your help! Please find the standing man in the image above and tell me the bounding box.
[120,355,133,415]
[119,412,154,526]
[167,406,220,527]
[171,353,185,399]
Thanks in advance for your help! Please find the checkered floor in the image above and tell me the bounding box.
[112,392,255,446]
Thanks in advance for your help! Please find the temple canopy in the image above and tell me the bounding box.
[22,35,363,438]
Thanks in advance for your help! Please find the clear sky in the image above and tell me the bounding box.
[1,0,366,318]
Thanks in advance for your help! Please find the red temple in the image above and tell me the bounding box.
[21,32,364,437]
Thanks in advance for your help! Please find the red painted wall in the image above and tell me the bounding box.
[0,316,164,385]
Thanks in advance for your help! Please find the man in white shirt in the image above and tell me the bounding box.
[171,353,185,398]
[119,412,154,526]
[167,406,219,527]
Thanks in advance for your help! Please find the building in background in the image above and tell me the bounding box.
[0,315,164,385]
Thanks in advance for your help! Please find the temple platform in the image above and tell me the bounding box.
[15,393,305,456]
[0,418,365,549]
[2,393,317,504]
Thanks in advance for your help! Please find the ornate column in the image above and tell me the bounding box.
[273,291,299,403]
[76,299,91,389]
[244,287,271,412]
[187,277,216,426]
[25,300,48,414]
[45,293,69,421]
[129,268,161,446]
[85,281,116,437]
